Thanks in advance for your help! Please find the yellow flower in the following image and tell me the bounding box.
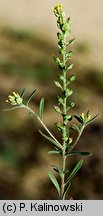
[53,3,63,16]
[56,3,63,11]
[81,113,85,120]
[69,137,73,144]
[87,114,91,121]
[6,92,23,106]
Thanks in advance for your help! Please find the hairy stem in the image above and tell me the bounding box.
[60,36,67,200]
[23,105,63,150]
[69,125,84,153]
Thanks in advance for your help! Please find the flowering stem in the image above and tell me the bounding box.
[5,3,97,200]
[60,36,67,200]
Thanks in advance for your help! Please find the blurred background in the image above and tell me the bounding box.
[0,0,103,199]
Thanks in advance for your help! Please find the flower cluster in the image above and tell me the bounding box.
[80,112,91,122]
[6,92,23,106]
[53,3,67,31]
[53,4,64,17]
[73,110,98,130]
[53,3,71,37]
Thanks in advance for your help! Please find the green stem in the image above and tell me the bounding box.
[23,105,63,150]
[69,125,84,153]
[60,36,67,200]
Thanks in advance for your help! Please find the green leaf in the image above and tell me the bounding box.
[20,88,26,98]
[55,122,63,133]
[65,115,72,120]
[39,98,44,120]
[62,136,68,142]
[62,17,71,33]
[54,106,61,113]
[39,130,62,150]
[4,106,23,112]
[48,170,60,195]
[48,150,61,155]
[63,181,71,199]
[66,51,73,60]
[59,48,66,55]
[51,165,63,176]
[74,115,83,124]
[54,81,63,90]
[86,110,90,118]
[58,74,66,82]
[71,124,80,133]
[66,160,83,184]
[53,56,60,64]
[66,38,75,47]
[69,75,76,82]
[58,40,63,48]
[57,22,60,29]
[68,38,75,45]
[57,96,64,105]
[66,151,92,157]
[57,32,63,40]
[69,101,76,108]
[64,115,72,124]
[27,89,36,105]
[86,114,99,125]
[66,63,74,71]
[65,89,73,97]
[58,63,65,71]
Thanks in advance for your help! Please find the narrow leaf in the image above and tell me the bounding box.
[20,88,26,98]
[51,165,63,176]
[39,98,44,120]
[71,124,80,133]
[86,110,90,117]
[74,115,83,124]
[68,38,75,45]
[86,114,99,125]
[27,89,36,105]
[48,150,61,155]
[66,151,92,157]
[66,63,74,71]
[53,56,60,64]
[39,130,62,150]
[66,160,83,183]
[4,106,23,112]
[48,170,60,195]
[54,81,63,90]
